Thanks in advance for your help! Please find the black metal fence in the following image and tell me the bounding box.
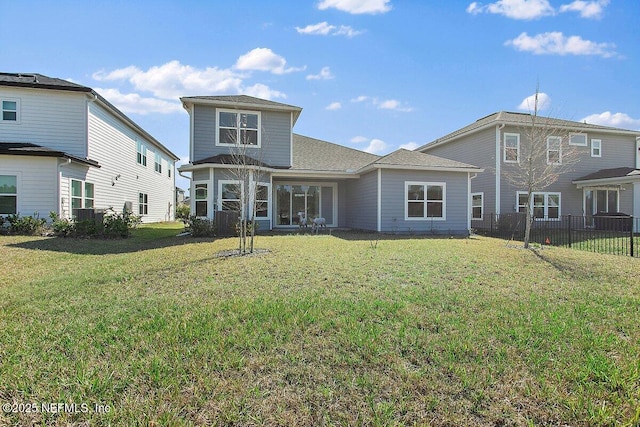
[473,213,639,257]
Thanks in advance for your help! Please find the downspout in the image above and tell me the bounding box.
[468,172,477,233]
[57,158,72,219]
[377,168,382,232]
[495,124,505,215]
[636,136,640,169]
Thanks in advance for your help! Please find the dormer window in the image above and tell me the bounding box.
[217,110,260,147]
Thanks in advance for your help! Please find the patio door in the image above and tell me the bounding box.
[584,188,619,227]
[275,184,335,226]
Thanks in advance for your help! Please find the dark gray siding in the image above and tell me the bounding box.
[345,171,378,231]
[192,105,291,167]
[380,169,469,234]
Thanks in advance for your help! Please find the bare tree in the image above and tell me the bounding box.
[223,111,268,254]
[502,87,581,248]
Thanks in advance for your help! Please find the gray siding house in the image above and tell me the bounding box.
[418,112,640,231]
[179,96,482,234]
[0,73,179,223]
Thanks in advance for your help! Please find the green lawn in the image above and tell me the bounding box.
[1,223,639,426]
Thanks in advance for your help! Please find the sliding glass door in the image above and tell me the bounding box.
[275,184,335,226]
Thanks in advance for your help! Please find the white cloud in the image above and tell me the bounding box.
[243,83,287,100]
[307,67,335,80]
[581,112,640,130]
[351,95,370,103]
[517,92,551,112]
[351,95,413,112]
[234,47,305,74]
[94,88,183,115]
[351,136,369,143]
[93,61,245,99]
[559,0,609,19]
[505,32,617,57]
[326,102,342,110]
[296,21,363,37]
[466,0,554,20]
[363,138,389,154]
[399,142,419,150]
[317,0,392,14]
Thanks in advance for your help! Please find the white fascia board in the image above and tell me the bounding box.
[573,176,640,188]
[358,164,484,174]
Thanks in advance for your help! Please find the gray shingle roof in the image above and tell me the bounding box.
[292,134,480,173]
[292,134,379,171]
[574,167,640,182]
[0,72,91,92]
[420,111,640,151]
[0,142,100,167]
[370,149,479,170]
[181,95,302,111]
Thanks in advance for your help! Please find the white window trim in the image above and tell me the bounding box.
[583,187,619,216]
[218,179,244,215]
[250,181,272,221]
[516,191,561,221]
[138,192,149,215]
[193,181,209,218]
[405,181,446,221]
[569,133,587,146]
[546,136,562,165]
[0,173,19,216]
[1,97,20,124]
[503,133,520,163]
[154,152,162,174]
[471,192,483,220]
[136,139,147,167]
[591,139,602,158]
[70,179,94,210]
[216,109,262,148]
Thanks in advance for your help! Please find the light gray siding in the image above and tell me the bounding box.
[424,126,497,218]
[0,87,87,157]
[0,155,58,217]
[380,169,469,234]
[192,105,292,167]
[345,171,378,231]
[87,102,176,223]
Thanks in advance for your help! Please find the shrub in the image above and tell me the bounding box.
[49,212,75,237]
[103,211,141,238]
[48,210,141,238]
[176,203,190,221]
[187,216,216,237]
[6,213,47,235]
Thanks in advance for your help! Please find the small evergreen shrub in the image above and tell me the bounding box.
[176,203,190,221]
[5,213,47,235]
[187,216,216,237]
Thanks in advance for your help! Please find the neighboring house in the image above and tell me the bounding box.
[178,95,482,234]
[417,111,640,231]
[0,73,179,223]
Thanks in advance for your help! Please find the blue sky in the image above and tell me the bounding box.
[2,0,638,191]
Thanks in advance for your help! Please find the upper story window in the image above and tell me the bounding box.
[569,133,587,146]
[136,140,147,166]
[547,136,562,165]
[504,133,520,163]
[217,110,261,147]
[154,152,162,173]
[1,99,19,123]
[591,139,602,157]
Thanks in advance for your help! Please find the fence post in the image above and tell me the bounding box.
[490,214,494,235]
[630,217,634,257]
[567,215,572,248]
